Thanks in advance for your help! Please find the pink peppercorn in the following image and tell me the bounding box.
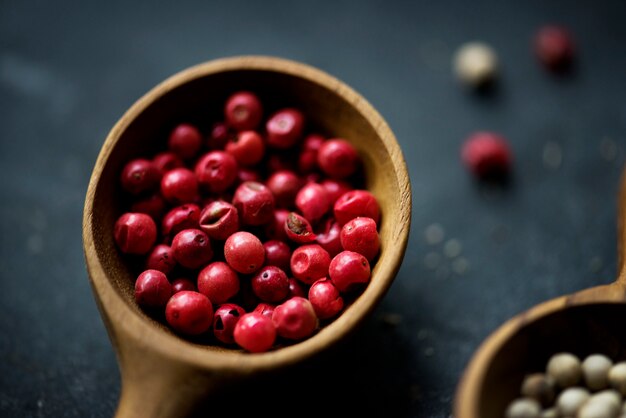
[253,302,276,319]
[295,182,330,223]
[233,312,276,353]
[534,25,575,73]
[321,179,352,206]
[197,261,240,304]
[263,240,292,273]
[266,170,302,209]
[251,266,290,303]
[171,278,196,294]
[165,291,214,335]
[265,151,298,173]
[284,212,317,244]
[225,130,265,167]
[288,277,306,298]
[340,217,380,261]
[224,91,263,131]
[120,158,160,195]
[194,151,238,194]
[272,296,318,340]
[208,122,232,150]
[265,209,290,242]
[152,151,184,177]
[290,244,331,285]
[334,189,381,226]
[198,200,239,240]
[232,181,275,226]
[213,303,245,345]
[236,167,262,185]
[298,133,325,173]
[315,218,343,257]
[308,278,344,320]
[134,269,172,308]
[130,192,166,220]
[168,123,203,160]
[461,131,512,179]
[161,203,201,239]
[266,108,305,149]
[114,212,157,255]
[171,228,213,270]
[329,250,371,293]
[160,167,199,204]
[223,231,265,274]
[317,138,360,179]
[145,244,176,275]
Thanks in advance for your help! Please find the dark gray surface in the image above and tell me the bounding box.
[1,0,626,417]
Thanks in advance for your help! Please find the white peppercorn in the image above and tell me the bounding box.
[583,354,614,391]
[505,397,541,418]
[578,390,622,418]
[609,362,626,396]
[521,373,556,406]
[453,41,498,88]
[540,407,558,418]
[547,352,582,388]
[556,386,590,416]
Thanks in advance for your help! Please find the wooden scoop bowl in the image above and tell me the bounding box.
[82,56,411,418]
[454,168,626,418]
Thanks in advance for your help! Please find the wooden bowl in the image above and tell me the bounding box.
[453,168,626,418]
[82,55,411,418]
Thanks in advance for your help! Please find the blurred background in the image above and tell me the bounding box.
[1,0,625,416]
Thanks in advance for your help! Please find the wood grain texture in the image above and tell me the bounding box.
[82,55,411,418]
[453,166,626,418]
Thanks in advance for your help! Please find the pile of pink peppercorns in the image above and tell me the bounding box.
[112,90,382,353]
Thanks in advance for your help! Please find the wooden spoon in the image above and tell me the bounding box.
[82,56,411,418]
[454,168,626,417]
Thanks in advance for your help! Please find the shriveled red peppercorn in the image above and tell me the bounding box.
[308,278,344,320]
[234,312,276,353]
[329,250,371,293]
[272,296,318,340]
[461,131,512,179]
[120,158,160,195]
[290,244,331,285]
[134,269,172,308]
[251,265,290,303]
[168,123,203,160]
[340,216,380,261]
[224,91,263,131]
[285,212,317,244]
[160,167,199,204]
[165,290,214,335]
[198,200,239,240]
[213,303,245,345]
[114,212,157,255]
[171,228,213,270]
[223,231,265,274]
[232,181,275,226]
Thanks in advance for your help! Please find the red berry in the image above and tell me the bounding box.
[317,139,360,179]
[461,131,512,179]
[232,181,275,226]
[114,212,157,255]
[321,179,352,206]
[120,158,160,195]
[161,204,201,239]
[208,122,232,150]
[160,168,199,204]
[171,278,196,294]
[340,217,380,261]
[263,240,292,272]
[134,269,172,308]
[198,200,239,240]
[266,108,304,149]
[284,212,317,244]
[223,231,265,274]
[168,123,203,160]
[145,244,176,275]
[329,251,371,293]
[290,244,331,285]
[213,303,245,344]
[195,151,238,194]
[534,25,575,72]
[272,296,318,340]
[236,167,262,185]
[288,277,306,298]
[266,170,302,209]
[253,302,276,319]
[315,218,343,257]
[152,151,184,177]
[233,312,276,353]
[171,228,213,270]
[298,133,325,173]
[225,130,265,166]
[225,91,263,131]
[308,278,344,320]
[295,182,330,223]
[165,291,214,335]
[251,266,290,303]
[334,190,380,226]
[130,193,166,220]
[197,261,240,304]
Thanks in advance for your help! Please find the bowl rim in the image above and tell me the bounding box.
[82,54,412,372]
